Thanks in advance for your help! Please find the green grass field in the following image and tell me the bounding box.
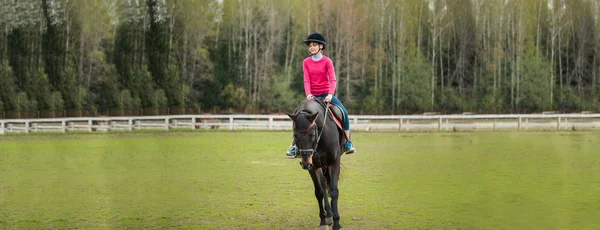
[1,131,600,229]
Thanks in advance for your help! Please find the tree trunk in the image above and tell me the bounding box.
[182,22,188,86]
[168,7,175,69]
[417,0,424,59]
[431,2,436,108]
[65,0,70,71]
[78,25,85,85]
[516,6,522,110]
[536,0,542,55]
[559,28,563,96]
[550,7,556,109]
[510,12,515,111]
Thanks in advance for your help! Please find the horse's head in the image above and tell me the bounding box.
[288,108,320,170]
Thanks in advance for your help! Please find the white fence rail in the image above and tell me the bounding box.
[1,114,600,135]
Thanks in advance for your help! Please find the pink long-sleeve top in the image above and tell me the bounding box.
[303,56,337,97]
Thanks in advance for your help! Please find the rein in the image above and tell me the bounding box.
[313,102,330,151]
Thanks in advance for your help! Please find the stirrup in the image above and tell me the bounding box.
[344,148,356,154]
[286,146,298,159]
[344,141,356,154]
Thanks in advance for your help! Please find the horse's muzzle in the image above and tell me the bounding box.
[300,162,313,170]
[299,151,314,170]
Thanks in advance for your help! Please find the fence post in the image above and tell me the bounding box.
[191,117,196,131]
[88,119,93,133]
[0,122,4,135]
[493,119,497,130]
[398,117,402,131]
[438,117,442,131]
[62,121,66,133]
[518,117,521,130]
[33,123,38,132]
[129,119,133,131]
[229,117,234,131]
[25,121,29,134]
[165,118,169,131]
[268,117,273,130]
[557,116,560,130]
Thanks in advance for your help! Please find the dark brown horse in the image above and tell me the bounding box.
[288,98,345,230]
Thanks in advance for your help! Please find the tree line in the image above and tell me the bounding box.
[0,0,599,118]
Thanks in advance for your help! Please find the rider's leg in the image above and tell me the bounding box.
[326,96,349,129]
[285,143,297,158]
[286,127,297,158]
[327,96,355,154]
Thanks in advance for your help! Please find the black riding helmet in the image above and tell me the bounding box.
[304,32,326,50]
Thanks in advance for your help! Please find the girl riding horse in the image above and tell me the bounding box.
[285,32,356,158]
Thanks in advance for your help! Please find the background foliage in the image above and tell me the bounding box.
[0,0,599,116]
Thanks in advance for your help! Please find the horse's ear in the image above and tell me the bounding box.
[308,111,319,122]
[287,113,297,122]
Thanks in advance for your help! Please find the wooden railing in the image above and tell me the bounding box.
[1,113,599,135]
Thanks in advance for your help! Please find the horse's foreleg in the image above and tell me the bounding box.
[329,162,342,230]
[309,169,328,227]
[322,169,332,218]
[322,169,333,225]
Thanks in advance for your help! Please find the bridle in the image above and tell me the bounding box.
[295,102,330,156]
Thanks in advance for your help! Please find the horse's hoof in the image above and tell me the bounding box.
[318,225,329,230]
[326,217,334,225]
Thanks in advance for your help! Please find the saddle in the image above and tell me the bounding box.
[328,104,345,132]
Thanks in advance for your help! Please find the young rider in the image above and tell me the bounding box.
[286,32,356,158]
